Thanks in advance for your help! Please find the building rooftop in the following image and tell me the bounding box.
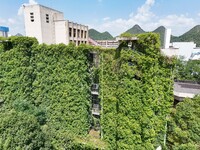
[174,80,200,101]
[24,4,63,14]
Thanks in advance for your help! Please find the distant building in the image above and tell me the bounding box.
[161,28,200,60]
[23,4,88,45]
[0,26,9,38]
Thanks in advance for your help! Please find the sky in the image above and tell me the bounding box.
[1,0,200,36]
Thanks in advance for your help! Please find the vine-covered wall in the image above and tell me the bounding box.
[0,37,99,149]
[0,34,176,149]
[99,33,174,149]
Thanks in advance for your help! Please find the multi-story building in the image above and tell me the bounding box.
[23,4,88,45]
[0,26,9,37]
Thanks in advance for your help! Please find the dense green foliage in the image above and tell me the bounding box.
[99,33,174,149]
[89,29,114,40]
[0,110,46,150]
[2,34,193,149]
[171,25,200,47]
[0,36,106,149]
[167,96,200,149]
[174,58,200,81]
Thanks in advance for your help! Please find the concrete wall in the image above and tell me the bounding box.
[172,42,196,60]
[55,20,67,44]
[24,4,88,45]
[68,22,88,46]
[164,29,171,49]
[24,5,43,43]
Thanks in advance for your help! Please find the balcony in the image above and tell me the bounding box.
[91,84,99,95]
[92,104,100,116]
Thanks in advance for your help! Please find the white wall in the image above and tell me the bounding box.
[164,29,171,49]
[172,42,196,60]
[161,48,179,57]
[24,4,88,45]
[24,5,43,43]
[24,4,64,44]
[55,20,67,44]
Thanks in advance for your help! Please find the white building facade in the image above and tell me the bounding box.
[161,28,200,60]
[24,4,88,45]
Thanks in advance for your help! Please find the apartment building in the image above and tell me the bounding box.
[23,4,88,45]
[0,26,9,37]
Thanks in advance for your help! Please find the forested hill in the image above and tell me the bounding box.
[124,25,166,47]
[171,25,200,47]
[89,29,114,40]
[90,24,200,47]
[152,26,165,47]
[125,24,145,34]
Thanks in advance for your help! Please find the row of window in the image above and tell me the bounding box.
[70,40,87,45]
[69,28,87,38]
[30,12,49,23]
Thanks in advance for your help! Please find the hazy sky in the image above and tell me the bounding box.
[1,0,200,36]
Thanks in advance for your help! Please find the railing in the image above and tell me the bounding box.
[92,104,101,115]
[91,84,99,95]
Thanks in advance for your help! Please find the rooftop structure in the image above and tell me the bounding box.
[0,26,9,37]
[24,4,88,45]
[89,36,138,49]
[96,40,119,48]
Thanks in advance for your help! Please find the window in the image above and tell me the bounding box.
[69,28,72,37]
[81,30,83,38]
[30,12,34,22]
[84,31,87,38]
[73,29,76,37]
[46,14,49,23]
[77,29,80,38]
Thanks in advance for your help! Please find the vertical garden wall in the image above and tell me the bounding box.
[0,34,178,149]
[99,33,174,149]
[0,37,96,149]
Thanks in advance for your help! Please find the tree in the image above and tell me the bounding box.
[167,96,200,150]
[174,58,200,81]
[0,110,46,150]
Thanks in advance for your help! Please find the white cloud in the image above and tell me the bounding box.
[8,18,16,25]
[158,15,196,35]
[0,17,25,35]
[103,17,110,21]
[0,0,38,35]
[89,0,199,36]
[132,0,155,22]
[0,19,6,24]
[18,0,38,16]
